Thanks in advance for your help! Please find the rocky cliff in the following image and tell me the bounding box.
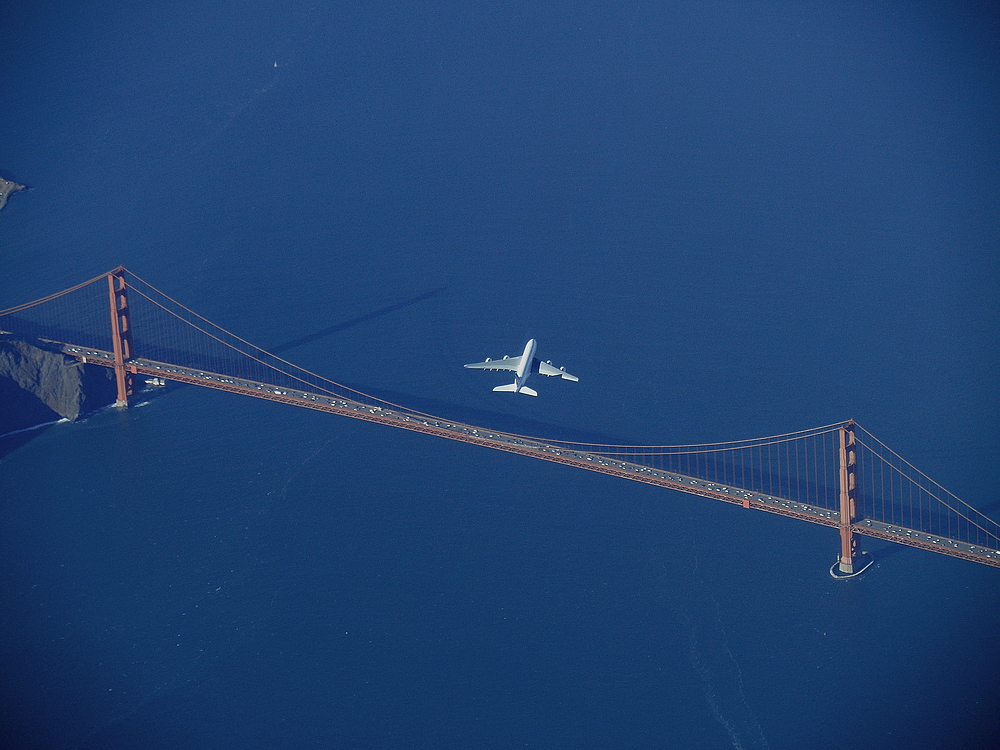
[0,334,117,435]
[0,175,27,212]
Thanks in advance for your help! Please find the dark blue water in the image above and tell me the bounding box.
[2,2,998,747]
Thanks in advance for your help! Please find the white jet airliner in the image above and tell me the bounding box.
[464,339,578,396]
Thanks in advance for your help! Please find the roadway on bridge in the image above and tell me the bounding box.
[63,344,1000,569]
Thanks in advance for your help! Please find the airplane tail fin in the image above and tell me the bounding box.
[493,383,538,396]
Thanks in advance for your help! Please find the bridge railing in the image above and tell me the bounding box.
[853,426,1000,551]
[525,425,845,513]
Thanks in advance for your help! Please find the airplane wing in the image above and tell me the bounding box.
[537,360,579,381]
[464,356,521,372]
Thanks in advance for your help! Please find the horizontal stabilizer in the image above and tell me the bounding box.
[492,383,538,396]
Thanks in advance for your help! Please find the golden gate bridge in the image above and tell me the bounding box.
[2,267,998,577]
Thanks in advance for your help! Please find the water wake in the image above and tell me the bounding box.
[0,417,69,440]
[681,518,770,750]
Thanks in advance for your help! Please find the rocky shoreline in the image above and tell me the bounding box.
[0,334,117,436]
[0,176,27,212]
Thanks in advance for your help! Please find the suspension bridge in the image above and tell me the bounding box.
[2,267,998,576]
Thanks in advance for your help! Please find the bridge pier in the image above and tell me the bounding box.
[832,422,872,578]
[106,267,134,406]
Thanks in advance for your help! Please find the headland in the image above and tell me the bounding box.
[0,176,27,211]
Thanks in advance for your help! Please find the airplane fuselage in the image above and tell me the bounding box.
[514,338,537,392]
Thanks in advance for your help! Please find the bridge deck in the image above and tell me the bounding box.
[64,345,1000,569]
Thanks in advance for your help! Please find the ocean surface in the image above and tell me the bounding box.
[2,1,998,748]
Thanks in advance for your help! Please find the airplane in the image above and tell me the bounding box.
[463,339,578,396]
